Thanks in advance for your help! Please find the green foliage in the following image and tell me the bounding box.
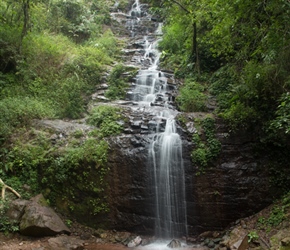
[0,0,122,125]
[38,136,110,219]
[87,105,124,137]
[46,0,116,43]
[0,200,19,233]
[248,231,259,243]
[0,97,55,141]
[220,102,258,131]
[154,0,290,151]
[192,117,221,174]
[270,93,290,135]
[209,65,239,110]
[43,138,108,186]
[258,206,286,232]
[258,193,290,232]
[105,64,130,100]
[0,129,111,217]
[105,64,137,100]
[158,11,193,75]
[176,79,207,112]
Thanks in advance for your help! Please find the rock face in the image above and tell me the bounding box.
[105,132,154,234]
[187,117,274,233]
[104,113,275,235]
[19,194,70,237]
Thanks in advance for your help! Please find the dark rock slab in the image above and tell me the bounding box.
[20,194,70,237]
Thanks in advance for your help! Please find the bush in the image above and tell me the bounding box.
[0,97,55,141]
[191,117,221,173]
[220,101,258,131]
[0,200,19,233]
[87,105,124,137]
[176,80,207,112]
[105,64,137,100]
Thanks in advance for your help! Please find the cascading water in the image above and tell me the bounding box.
[127,0,188,240]
[150,113,188,239]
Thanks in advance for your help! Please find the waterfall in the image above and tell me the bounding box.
[127,0,188,239]
[150,115,187,238]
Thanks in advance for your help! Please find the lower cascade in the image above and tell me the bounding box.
[125,0,188,240]
[150,115,188,238]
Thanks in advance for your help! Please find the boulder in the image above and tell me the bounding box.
[167,239,182,248]
[127,236,142,247]
[19,194,70,237]
[6,199,29,222]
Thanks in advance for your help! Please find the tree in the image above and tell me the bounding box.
[21,0,30,40]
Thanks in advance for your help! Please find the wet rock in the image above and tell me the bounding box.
[141,237,155,246]
[20,194,70,237]
[131,120,142,128]
[92,95,109,102]
[167,239,182,248]
[47,235,84,250]
[96,83,109,90]
[148,120,158,130]
[127,236,142,247]
[207,240,215,248]
[185,121,197,134]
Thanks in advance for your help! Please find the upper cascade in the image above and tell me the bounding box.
[124,0,188,239]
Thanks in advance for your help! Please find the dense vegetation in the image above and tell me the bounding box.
[148,0,290,187]
[0,0,129,230]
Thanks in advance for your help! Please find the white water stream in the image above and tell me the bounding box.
[127,0,188,240]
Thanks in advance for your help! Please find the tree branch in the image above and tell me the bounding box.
[168,0,191,14]
[0,178,21,199]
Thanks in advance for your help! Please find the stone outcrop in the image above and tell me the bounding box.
[186,117,274,233]
[102,111,275,235]
[7,194,71,237]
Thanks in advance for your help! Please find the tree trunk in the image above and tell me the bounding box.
[192,22,200,74]
[21,0,30,40]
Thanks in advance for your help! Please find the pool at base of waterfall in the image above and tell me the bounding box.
[134,239,200,250]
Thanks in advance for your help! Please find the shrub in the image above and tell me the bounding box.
[0,200,19,233]
[105,64,137,100]
[87,105,123,137]
[176,80,207,112]
[220,101,258,131]
[0,97,55,141]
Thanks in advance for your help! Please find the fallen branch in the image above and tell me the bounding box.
[0,178,21,199]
